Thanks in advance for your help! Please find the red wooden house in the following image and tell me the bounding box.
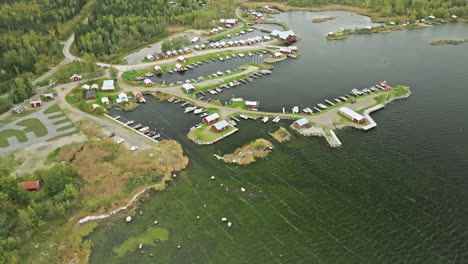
[203,113,220,124]
[30,100,42,107]
[85,90,96,99]
[144,79,154,86]
[211,120,229,132]
[20,180,41,191]
[338,107,366,124]
[293,118,309,128]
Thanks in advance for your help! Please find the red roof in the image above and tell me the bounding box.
[20,180,41,191]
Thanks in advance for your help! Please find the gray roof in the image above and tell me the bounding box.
[204,113,220,122]
[212,120,229,130]
[295,118,309,126]
[339,107,365,121]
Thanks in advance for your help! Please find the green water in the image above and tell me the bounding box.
[89,11,468,263]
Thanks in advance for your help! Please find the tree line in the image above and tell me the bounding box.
[258,0,467,19]
[0,163,81,263]
[0,0,90,112]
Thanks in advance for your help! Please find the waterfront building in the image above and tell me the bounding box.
[279,47,292,54]
[144,79,153,86]
[175,63,186,71]
[154,66,162,73]
[272,52,282,58]
[178,56,186,62]
[182,83,195,94]
[245,101,259,108]
[294,118,309,128]
[211,120,229,132]
[338,107,366,124]
[116,93,128,103]
[271,30,296,42]
[203,113,220,124]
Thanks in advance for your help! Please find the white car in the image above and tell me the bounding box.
[130,146,139,151]
[117,138,125,144]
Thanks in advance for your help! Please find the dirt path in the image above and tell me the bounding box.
[33,35,79,85]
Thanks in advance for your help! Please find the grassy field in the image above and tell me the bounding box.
[66,80,125,112]
[188,124,236,142]
[0,110,35,124]
[0,152,23,175]
[16,118,48,137]
[44,103,61,114]
[0,129,28,147]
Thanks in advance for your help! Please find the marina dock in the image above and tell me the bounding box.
[104,114,162,143]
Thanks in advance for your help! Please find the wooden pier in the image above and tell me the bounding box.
[104,114,161,143]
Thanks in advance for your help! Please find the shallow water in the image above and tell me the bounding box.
[89,11,468,264]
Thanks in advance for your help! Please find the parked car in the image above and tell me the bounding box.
[147,45,152,48]
[108,132,115,138]
[117,138,125,144]
[130,146,139,151]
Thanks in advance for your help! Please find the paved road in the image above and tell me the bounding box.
[32,35,79,85]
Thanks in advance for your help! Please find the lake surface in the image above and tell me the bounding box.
[89,11,468,264]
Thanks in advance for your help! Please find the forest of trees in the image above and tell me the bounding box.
[0,162,82,263]
[258,0,467,19]
[73,0,200,63]
[0,0,90,112]
[73,0,238,63]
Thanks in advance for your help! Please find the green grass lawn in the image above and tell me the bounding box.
[0,110,35,124]
[48,113,66,120]
[226,100,249,110]
[0,129,28,147]
[57,124,74,132]
[16,118,48,137]
[53,118,71,126]
[188,124,236,142]
[43,104,61,114]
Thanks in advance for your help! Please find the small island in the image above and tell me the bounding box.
[312,16,336,23]
[223,139,273,165]
[430,39,468,45]
[269,127,291,143]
